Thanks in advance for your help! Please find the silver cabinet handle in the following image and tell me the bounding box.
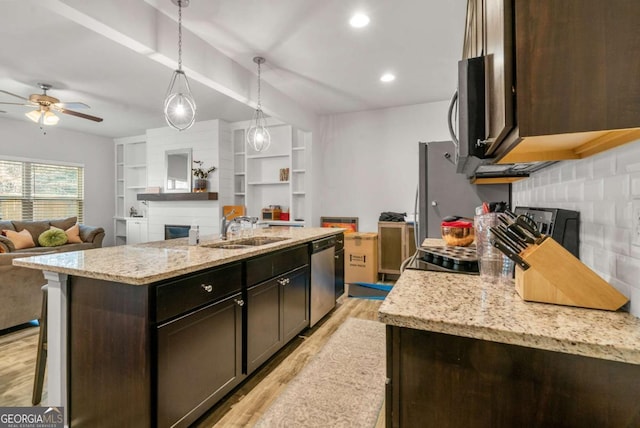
[201,284,213,293]
[277,277,290,285]
[337,239,344,244]
[234,298,245,306]
[335,255,339,259]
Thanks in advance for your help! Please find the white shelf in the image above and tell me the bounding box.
[234,192,246,196]
[292,147,305,151]
[116,162,124,166]
[248,181,290,185]
[126,164,146,169]
[292,169,306,173]
[293,191,306,195]
[117,179,125,182]
[117,194,124,198]
[235,172,246,176]
[127,185,147,190]
[247,153,289,159]
[235,151,246,156]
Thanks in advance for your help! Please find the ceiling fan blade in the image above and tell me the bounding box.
[0,101,34,107]
[57,107,103,122]
[54,102,90,110]
[0,89,30,101]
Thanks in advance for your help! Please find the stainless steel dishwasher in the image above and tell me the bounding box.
[310,236,336,327]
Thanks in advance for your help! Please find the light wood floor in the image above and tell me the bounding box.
[0,297,385,427]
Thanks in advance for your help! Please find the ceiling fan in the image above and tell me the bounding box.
[0,83,103,126]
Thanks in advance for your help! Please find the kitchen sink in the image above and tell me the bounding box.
[231,236,289,246]
[201,236,289,249]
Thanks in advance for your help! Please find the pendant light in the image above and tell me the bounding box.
[164,0,196,131]
[246,56,271,152]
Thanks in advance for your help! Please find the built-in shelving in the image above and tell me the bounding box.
[230,121,310,225]
[114,136,147,245]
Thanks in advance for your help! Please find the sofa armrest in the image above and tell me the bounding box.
[0,235,15,253]
[78,225,106,247]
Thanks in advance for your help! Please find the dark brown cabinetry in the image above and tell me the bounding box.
[157,293,243,428]
[247,262,309,373]
[155,262,243,428]
[463,0,640,164]
[67,242,316,428]
[386,326,640,427]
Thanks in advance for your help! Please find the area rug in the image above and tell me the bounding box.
[254,317,386,428]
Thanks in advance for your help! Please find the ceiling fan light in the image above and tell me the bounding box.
[25,109,42,123]
[43,110,59,126]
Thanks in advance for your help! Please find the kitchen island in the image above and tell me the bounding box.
[14,227,343,428]
[379,269,640,427]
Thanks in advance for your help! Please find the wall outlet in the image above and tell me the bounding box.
[633,199,640,247]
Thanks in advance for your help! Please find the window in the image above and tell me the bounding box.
[0,158,84,222]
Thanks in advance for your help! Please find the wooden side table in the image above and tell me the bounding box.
[378,222,416,279]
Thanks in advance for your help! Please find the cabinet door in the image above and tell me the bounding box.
[157,293,243,428]
[126,219,148,245]
[483,0,515,154]
[247,279,282,374]
[281,266,309,344]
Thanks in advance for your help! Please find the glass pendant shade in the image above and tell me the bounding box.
[247,56,271,152]
[164,69,196,131]
[25,109,41,123]
[25,108,59,126]
[247,107,271,152]
[163,0,196,131]
[43,110,59,125]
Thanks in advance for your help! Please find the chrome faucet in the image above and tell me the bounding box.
[220,209,235,240]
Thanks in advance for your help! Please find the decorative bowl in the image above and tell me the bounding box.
[441,225,475,247]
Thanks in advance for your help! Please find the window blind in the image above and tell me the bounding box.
[0,159,84,222]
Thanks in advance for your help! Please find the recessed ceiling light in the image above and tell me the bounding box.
[380,73,396,83]
[349,13,370,28]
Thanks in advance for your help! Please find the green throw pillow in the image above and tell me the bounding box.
[38,228,68,247]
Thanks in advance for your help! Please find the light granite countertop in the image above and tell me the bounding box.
[13,227,342,285]
[379,268,640,364]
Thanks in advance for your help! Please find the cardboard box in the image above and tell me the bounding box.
[344,232,378,284]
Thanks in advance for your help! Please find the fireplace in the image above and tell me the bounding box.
[164,224,190,240]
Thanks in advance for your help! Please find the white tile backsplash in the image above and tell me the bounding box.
[513,139,640,317]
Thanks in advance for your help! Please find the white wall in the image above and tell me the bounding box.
[145,119,229,241]
[0,117,115,245]
[315,101,451,232]
[513,139,640,317]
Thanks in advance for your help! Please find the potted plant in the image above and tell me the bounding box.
[192,160,216,192]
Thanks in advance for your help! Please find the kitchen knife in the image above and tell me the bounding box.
[492,225,527,252]
[499,224,531,250]
[515,215,547,244]
[489,238,530,270]
[507,223,536,245]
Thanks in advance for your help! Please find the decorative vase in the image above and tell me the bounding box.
[193,178,208,193]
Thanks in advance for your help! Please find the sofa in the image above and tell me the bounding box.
[0,217,105,330]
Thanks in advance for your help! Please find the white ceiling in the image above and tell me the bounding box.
[0,0,467,139]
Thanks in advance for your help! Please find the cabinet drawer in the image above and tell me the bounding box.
[246,244,309,286]
[156,263,242,323]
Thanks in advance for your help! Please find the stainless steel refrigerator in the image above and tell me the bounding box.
[417,141,511,243]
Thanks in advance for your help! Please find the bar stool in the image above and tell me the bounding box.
[32,284,47,405]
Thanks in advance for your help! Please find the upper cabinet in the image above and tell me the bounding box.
[464,0,640,164]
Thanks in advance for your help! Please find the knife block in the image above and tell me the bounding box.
[515,238,628,311]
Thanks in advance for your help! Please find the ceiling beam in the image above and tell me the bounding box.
[38,0,317,131]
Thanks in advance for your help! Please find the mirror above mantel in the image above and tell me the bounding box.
[165,148,192,192]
